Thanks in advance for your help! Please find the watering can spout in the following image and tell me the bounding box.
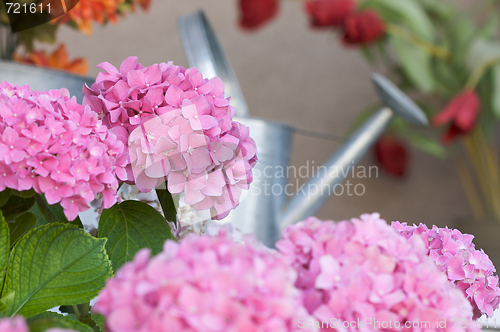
[279,73,428,229]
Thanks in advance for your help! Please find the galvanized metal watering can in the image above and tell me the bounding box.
[178,10,429,247]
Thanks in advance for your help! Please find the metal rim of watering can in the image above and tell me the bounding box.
[0,60,94,102]
[177,10,250,118]
[233,116,296,133]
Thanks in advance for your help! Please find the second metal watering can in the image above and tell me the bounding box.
[178,11,429,247]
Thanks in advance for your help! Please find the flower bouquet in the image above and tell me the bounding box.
[0,0,150,74]
[236,0,500,223]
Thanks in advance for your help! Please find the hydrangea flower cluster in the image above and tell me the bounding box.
[83,57,257,220]
[276,213,478,332]
[0,316,76,332]
[94,230,316,332]
[393,222,500,318]
[0,317,28,332]
[0,82,127,220]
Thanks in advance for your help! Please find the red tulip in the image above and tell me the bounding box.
[342,10,385,45]
[304,0,355,27]
[375,137,408,177]
[239,0,279,30]
[433,89,480,143]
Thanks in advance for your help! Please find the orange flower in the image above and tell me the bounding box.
[13,44,88,76]
[44,0,123,35]
[67,0,123,35]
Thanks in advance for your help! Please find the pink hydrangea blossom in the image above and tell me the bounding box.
[277,213,478,332]
[94,230,316,332]
[392,221,500,319]
[0,317,29,332]
[0,316,77,332]
[0,82,127,220]
[83,57,257,220]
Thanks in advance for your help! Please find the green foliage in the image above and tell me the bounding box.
[478,15,500,40]
[366,0,434,39]
[401,132,447,159]
[33,194,84,228]
[467,39,500,71]
[0,211,9,285]
[448,18,477,66]
[0,291,15,314]
[156,188,177,223]
[420,0,455,20]
[0,190,11,208]
[477,69,498,137]
[491,65,500,118]
[433,60,464,95]
[28,312,94,332]
[1,223,112,318]
[98,200,174,272]
[390,36,435,92]
[91,311,106,332]
[10,189,36,198]
[19,21,57,52]
[7,212,37,248]
[0,195,35,222]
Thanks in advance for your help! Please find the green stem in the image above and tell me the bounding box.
[474,129,500,220]
[386,23,450,60]
[462,136,492,214]
[72,304,81,319]
[466,56,500,89]
[454,157,486,220]
[80,301,90,320]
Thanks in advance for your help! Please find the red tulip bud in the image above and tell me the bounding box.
[433,89,480,143]
[342,10,385,45]
[239,0,279,30]
[375,137,408,177]
[304,0,355,27]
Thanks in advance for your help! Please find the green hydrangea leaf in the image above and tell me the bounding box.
[28,312,94,332]
[91,311,106,332]
[155,188,177,224]
[98,200,174,272]
[10,189,36,198]
[0,291,15,315]
[0,195,35,222]
[33,194,83,229]
[2,223,112,318]
[7,212,37,248]
[0,189,11,208]
[0,211,9,285]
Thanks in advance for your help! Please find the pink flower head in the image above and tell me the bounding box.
[84,58,258,220]
[0,317,28,332]
[393,221,500,318]
[277,213,479,332]
[94,230,317,332]
[0,82,127,220]
[0,316,77,332]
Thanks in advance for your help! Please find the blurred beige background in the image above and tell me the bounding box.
[58,0,473,227]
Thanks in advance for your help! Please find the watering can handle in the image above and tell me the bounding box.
[177,10,250,118]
